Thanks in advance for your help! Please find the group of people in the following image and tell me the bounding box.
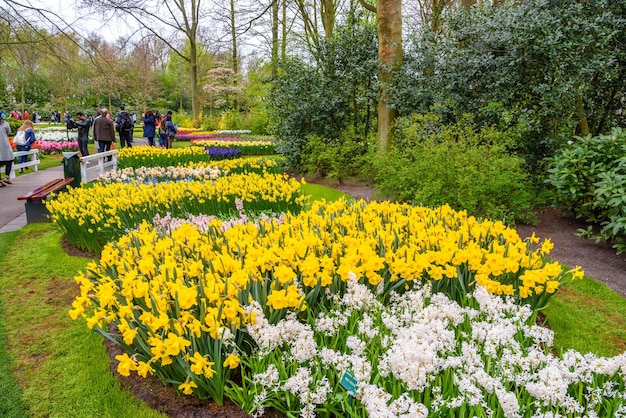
[68,106,178,157]
[8,109,42,124]
[0,105,179,188]
[0,111,38,187]
[142,109,177,149]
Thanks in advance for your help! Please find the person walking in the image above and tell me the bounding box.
[93,108,116,159]
[70,112,92,157]
[0,111,14,187]
[14,119,37,171]
[115,105,133,148]
[142,109,157,146]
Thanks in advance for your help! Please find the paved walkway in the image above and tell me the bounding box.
[0,163,111,233]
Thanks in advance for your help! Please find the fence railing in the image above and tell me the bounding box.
[10,149,41,179]
[79,150,119,184]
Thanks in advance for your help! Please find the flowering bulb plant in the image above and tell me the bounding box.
[35,140,79,155]
[66,199,609,417]
[34,127,79,142]
[98,166,223,185]
[204,147,242,159]
[192,139,275,155]
[46,172,305,253]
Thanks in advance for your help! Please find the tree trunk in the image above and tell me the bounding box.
[377,0,403,152]
[281,0,287,61]
[272,0,280,78]
[190,40,199,120]
[321,0,335,38]
[230,0,239,109]
[461,0,475,10]
[576,95,590,136]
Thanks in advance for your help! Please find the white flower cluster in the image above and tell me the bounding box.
[243,283,626,417]
[34,128,78,142]
[98,166,221,184]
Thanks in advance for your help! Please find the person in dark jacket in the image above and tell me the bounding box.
[93,108,116,160]
[115,105,133,148]
[70,112,92,157]
[164,111,177,149]
[142,109,156,146]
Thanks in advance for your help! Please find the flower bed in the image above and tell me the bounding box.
[35,140,79,155]
[66,199,620,417]
[205,147,242,159]
[46,172,305,253]
[176,129,252,138]
[97,157,282,185]
[35,127,79,142]
[117,147,213,169]
[190,139,276,155]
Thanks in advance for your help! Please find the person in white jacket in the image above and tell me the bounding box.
[0,110,14,187]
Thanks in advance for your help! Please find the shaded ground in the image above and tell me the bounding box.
[64,180,626,417]
[515,206,626,298]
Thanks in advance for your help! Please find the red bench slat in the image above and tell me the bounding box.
[17,178,74,201]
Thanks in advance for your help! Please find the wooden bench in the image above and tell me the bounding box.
[17,178,74,224]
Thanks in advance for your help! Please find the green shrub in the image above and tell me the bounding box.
[247,106,270,135]
[301,128,375,183]
[546,128,626,253]
[219,109,245,130]
[373,114,536,224]
[7,118,21,133]
[202,114,220,131]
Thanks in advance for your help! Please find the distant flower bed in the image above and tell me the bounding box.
[176,130,252,139]
[117,146,212,169]
[205,147,242,159]
[105,157,282,184]
[35,127,78,142]
[191,139,276,155]
[35,140,79,154]
[98,166,222,185]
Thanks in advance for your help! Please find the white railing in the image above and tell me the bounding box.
[10,149,41,179]
[79,150,119,184]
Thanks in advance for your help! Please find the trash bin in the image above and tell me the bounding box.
[62,152,82,187]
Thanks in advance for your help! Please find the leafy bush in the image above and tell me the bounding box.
[7,118,21,133]
[218,109,245,131]
[546,128,626,253]
[373,114,536,224]
[301,128,375,182]
[247,106,270,135]
[393,0,626,173]
[202,114,220,131]
[270,21,378,172]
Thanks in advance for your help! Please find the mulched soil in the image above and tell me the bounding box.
[61,180,626,417]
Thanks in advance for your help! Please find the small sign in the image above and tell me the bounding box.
[340,370,358,396]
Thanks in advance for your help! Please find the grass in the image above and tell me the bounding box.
[0,231,28,418]
[0,225,164,418]
[544,277,626,357]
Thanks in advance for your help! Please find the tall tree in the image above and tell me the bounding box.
[96,0,205,120]
[359,0,403,152]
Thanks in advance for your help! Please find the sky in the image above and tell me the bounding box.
[27,0,139,42]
